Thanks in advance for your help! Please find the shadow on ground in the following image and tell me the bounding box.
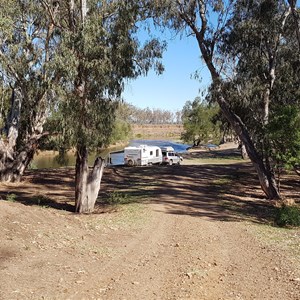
[1,162,299,222]
[0,168,75,212]
[99,163,299,225]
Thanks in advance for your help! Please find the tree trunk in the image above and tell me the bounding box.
[293,166,300,177]
[216,92,280,199]
[189,8,281,200]
[0,146,35,182]
[240,143,249,160]
[0,87,41,182]
[75,145,105,213]
[288,0,300,51]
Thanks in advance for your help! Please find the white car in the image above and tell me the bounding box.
[161,147,183,165]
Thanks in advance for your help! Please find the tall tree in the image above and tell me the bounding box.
[50,1,165,213]
[181,97,220,146]
[153,0,296,199]
[0,0,59,182]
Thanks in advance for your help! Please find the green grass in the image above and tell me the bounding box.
[99,191,142,206]
[212,177,233,185]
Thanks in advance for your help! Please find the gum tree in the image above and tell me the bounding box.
[153,0,294,200]
[181,97,220,146]
[1,1,165,213]
[0,0,60,182]
[50,0,165,213]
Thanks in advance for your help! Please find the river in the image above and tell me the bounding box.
[32,140,191,169]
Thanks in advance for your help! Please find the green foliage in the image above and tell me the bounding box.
[28,162,38,170]
[0,0,61,159]
[275,205,300,227]
[1,1,166,178]
[267,105,300,170]
[216,0,300,175]
[45,1,166,153]
[181,97,221,146]
[6,193,17,202]
[111,119,131,144]
[102,191,134,205]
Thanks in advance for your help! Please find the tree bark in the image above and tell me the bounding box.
[73,0,107,214]
[0,88,40,182]
[240,143,249,160]
[288,0,300,51]
[216,91,280,199]
[180,2,281,200]
[75,145,105,213]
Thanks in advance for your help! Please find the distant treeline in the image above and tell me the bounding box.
[117,103,182,124]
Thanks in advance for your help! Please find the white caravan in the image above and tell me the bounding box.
[124,145,162,166]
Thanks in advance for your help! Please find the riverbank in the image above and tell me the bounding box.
[131,123,183,139]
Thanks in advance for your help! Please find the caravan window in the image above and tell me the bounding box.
[156,149,159,157]
[150,151,153,155]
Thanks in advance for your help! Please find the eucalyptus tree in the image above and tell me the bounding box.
[267,105,300,182]
[152,0,296,199]
[181,97,221,146]
[224,0,292,137]
[0,0,59,182]
[49,0,165,213]
[220,1,300,178]
[288,0,300,50]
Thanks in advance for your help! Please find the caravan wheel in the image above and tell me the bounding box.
[127,159,134,166]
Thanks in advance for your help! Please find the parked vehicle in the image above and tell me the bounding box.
[124,145,162,166]
[161,146,183,165]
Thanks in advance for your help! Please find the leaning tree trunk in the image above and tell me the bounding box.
[189,6,281,200]
[0,87,46,182]
[75,145,105,213]
[201,55,281,199]
[216,92,280,199]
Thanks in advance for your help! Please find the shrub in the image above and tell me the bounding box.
[275,205,300,227]
[101,191,133,205]
[6,193,17,202]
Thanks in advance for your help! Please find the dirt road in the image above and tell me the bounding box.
[1,162,300,299]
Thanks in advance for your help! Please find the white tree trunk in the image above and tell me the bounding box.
[75,146,105,213]
[241,144,249,160]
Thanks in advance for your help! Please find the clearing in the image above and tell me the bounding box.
[0,145,300,299]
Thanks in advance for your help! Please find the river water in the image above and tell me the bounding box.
[32,140,191,169]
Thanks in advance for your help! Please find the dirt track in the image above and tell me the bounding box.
[1,159,300,299]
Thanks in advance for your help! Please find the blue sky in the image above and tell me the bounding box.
[123,33,211,112]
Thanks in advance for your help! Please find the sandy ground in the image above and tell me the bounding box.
[0,146,300,300]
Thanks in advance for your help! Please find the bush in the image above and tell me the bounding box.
[6,193,17,202]
[275,205,300,227]
[102,191,133,205]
